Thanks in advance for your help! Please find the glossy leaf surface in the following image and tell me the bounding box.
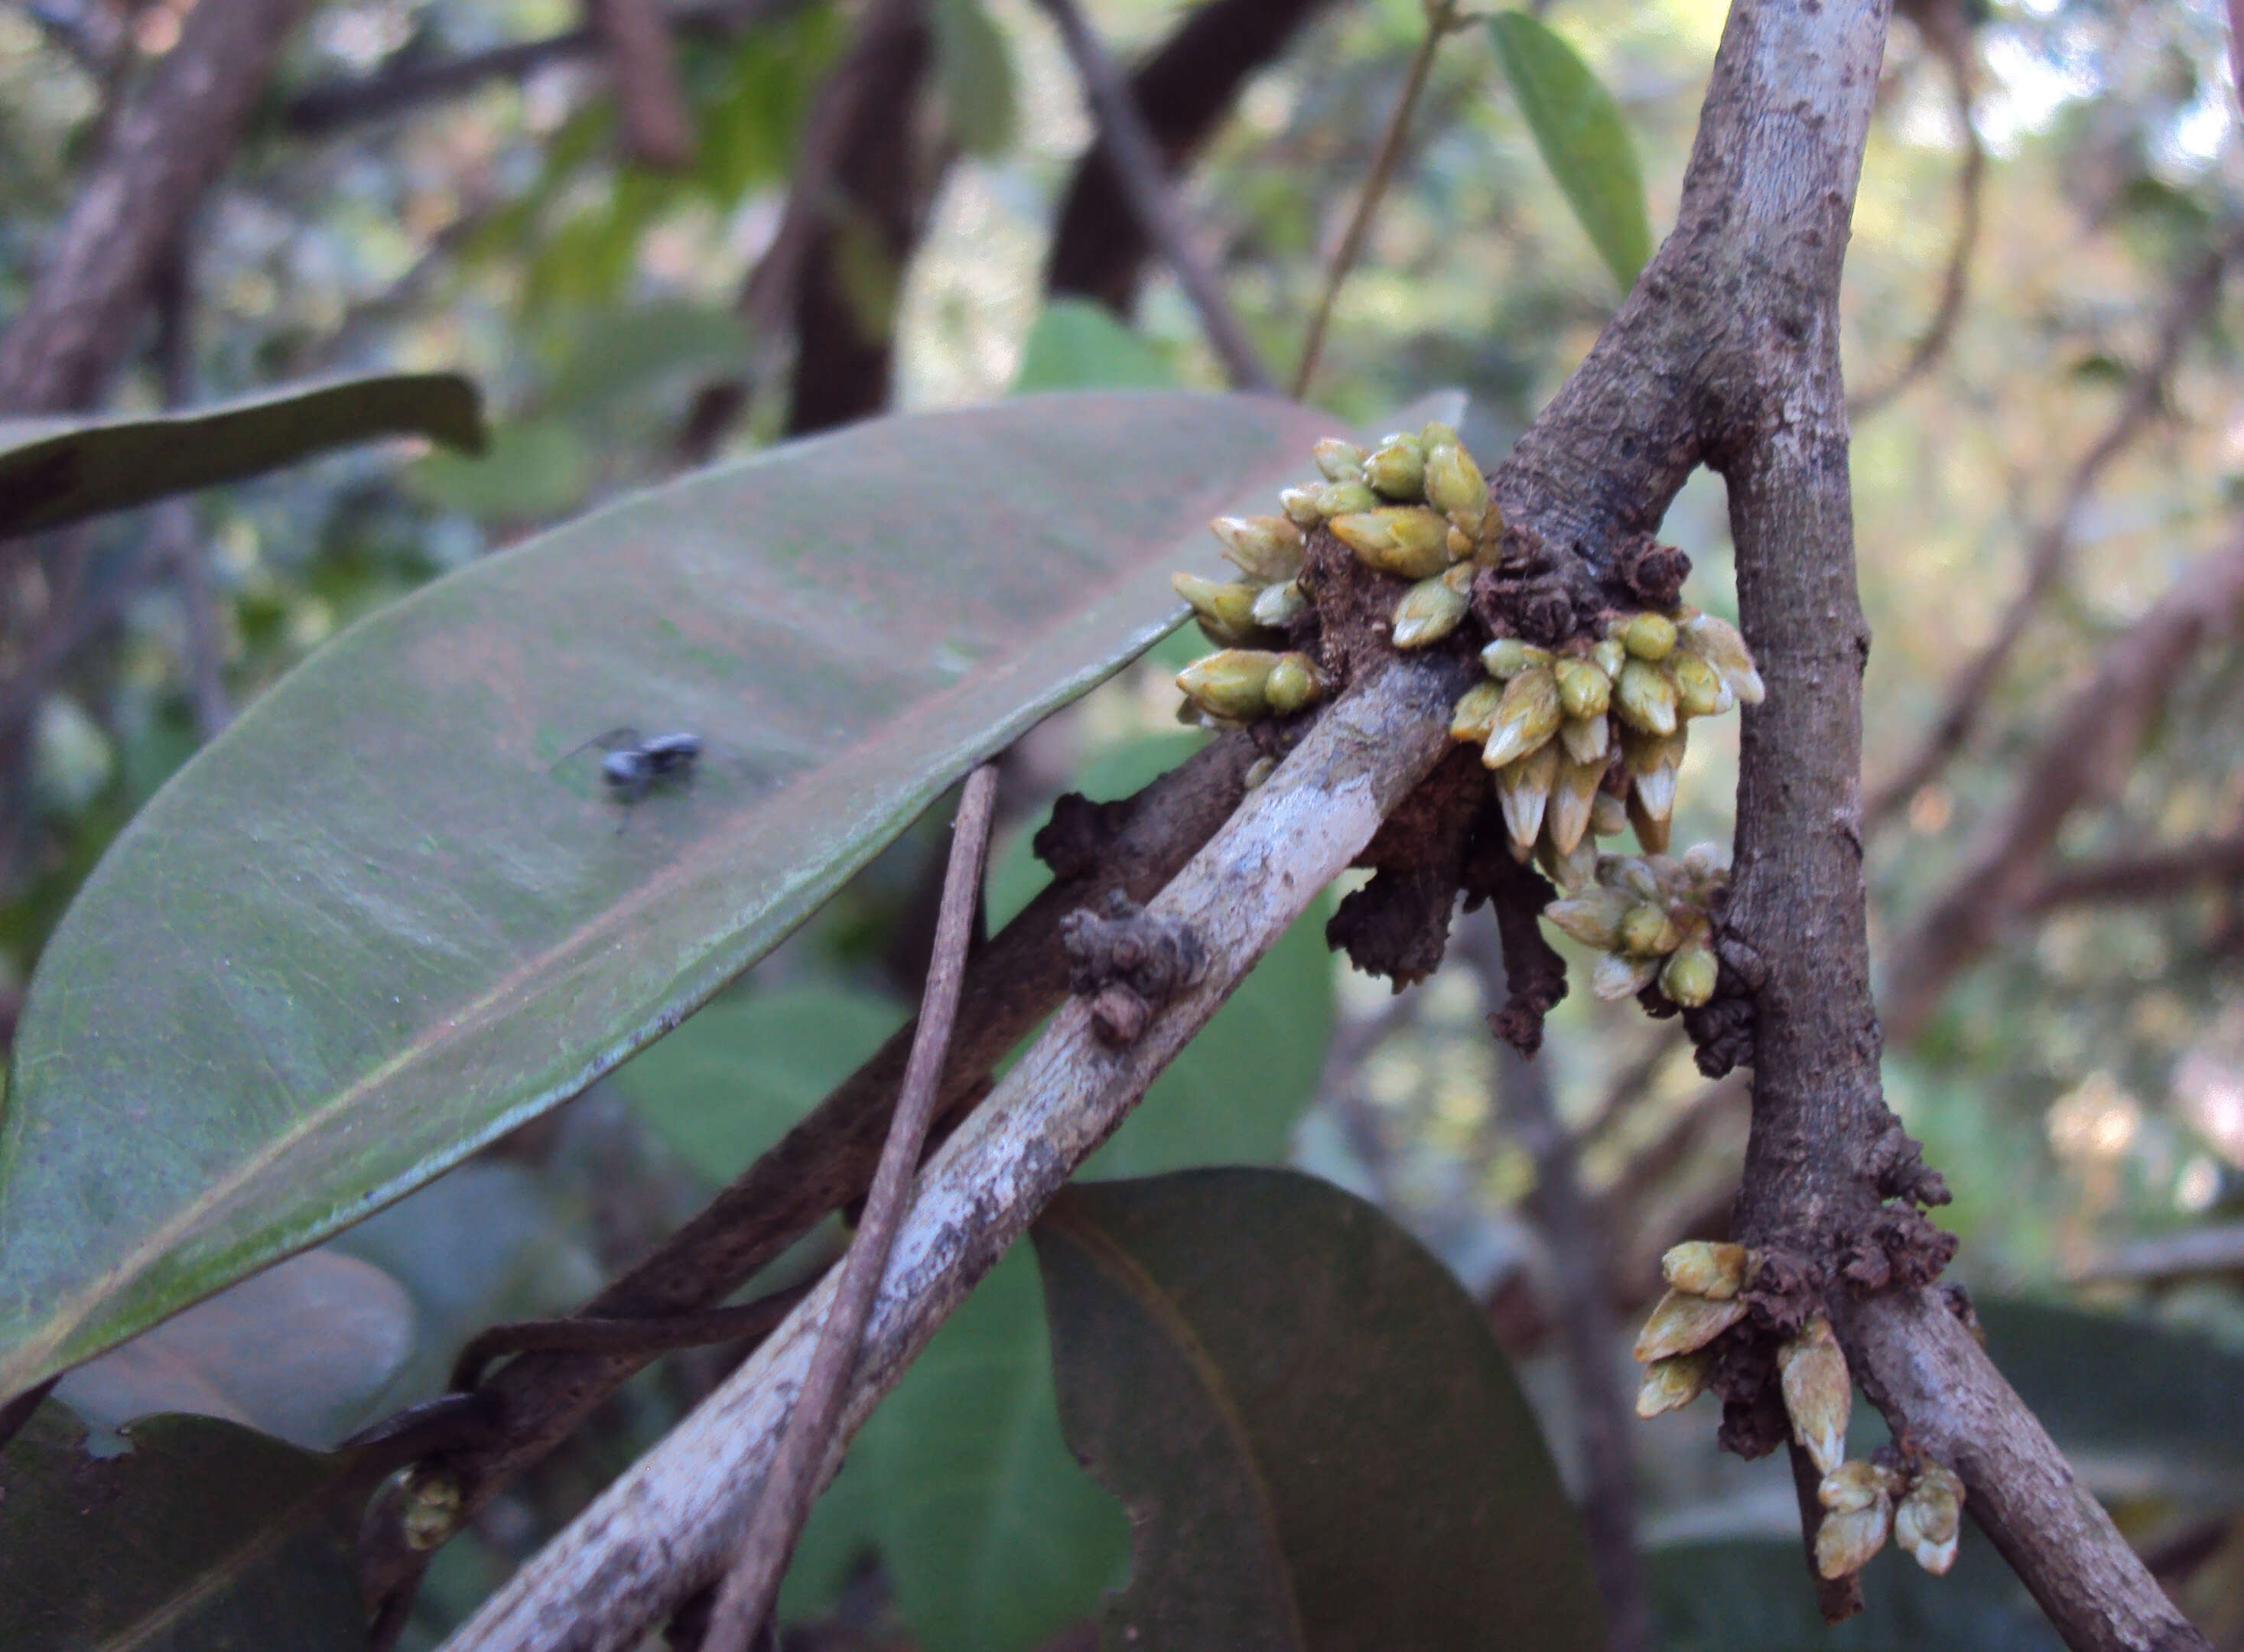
[1033,1169,1607,1650]
[0,391,1337,1398]
[0,1406,365,1651]
[0,371,485,538]
[1488,11,1653,291]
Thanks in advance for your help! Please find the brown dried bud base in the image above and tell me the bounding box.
[1062,891,1205,1047]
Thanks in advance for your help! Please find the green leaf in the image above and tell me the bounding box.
[1011,301,1177,395]
[51,1251,413,1452]
[1647,1535,2060,1650]
[0,372,486,538]
[932,0,1018,158]
[1033,1169,1607,1650]
[790,1247,1130,1651]
[0,390,1338,1401]
[617,984,908,1182]
[1488,11,1653,291]
[406,419,596,523]
[0,1406,366,1651]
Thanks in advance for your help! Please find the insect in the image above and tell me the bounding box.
[563,728,704,805]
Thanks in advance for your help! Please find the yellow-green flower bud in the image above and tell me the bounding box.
[1660,941,1719,1009]
[1592,636,1628,678]
[1555,658,1612,721]
[1280,486,1322,528]
[1593,950,1660,1000]
[1446,523,1475,560]
[1669,649,1726,718]
[1330,506,1450,578]
[1636,1350,1716,1418]
[1661,1241,1750,1299]
[1598,853,1663,902]
[1494,742,1560,854]
[1628,789,1671,854]
[1418,420,1459,450]
[1316,480,1381,518]
[1679,611,1765,706]
[1423,440,1487,520]
[1615,659,1679,735]
[1618,610,1678,661]
[1392,564,1474,649]
[1481,637,1552,679]
[401,1468,465,1553]
[1537,831,1600,891]
[1363,434,1427,500]
[1449,679,1506,743]
[1633,1287,1748,1362]
[1177,649,1280,720]
[1619,901,1683,958]
[1894,1462,1963,1576]
[1312,437,1368,482]
[1547,755,1606,856]
[1590,791,1628,838]
[1264,651,1327,715]
[1481,665,1562,769]
[1559,712,1611,766]
[1818,1460,1899,1514]
[1781,1313,1852,1476]
[1816,1503,1891,1581]
[1250,579,1308,629]
[1172,572,1263,645]
[1211,515,1306,582]
[1543,887,1632,949]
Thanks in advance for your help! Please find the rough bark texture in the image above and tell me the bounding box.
[0,0,309,414]
[1043,0,1333,312]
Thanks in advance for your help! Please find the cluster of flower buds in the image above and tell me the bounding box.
[1170,507,1329,729]
[1633,1244,1966,1582]
[1542,845,1727,1005]
[1452,606,1763,877]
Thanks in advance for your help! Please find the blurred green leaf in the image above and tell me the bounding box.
[932,0,1019,158]
[617,984,907,1182]
[1011,301,1177,394]
[1034,1168,1607,1650]
[0,372,485,538]
[0,391,1338,1404]
[0,1406,365,1652]
[541,302,755,425]
[407,419,594,522]
[1488,11,1653,291]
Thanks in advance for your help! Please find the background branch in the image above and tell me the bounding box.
[590,0,697,170]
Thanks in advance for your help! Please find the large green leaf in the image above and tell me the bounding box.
[1488,11,1653,291]
[0,390,1338,1401]
[0,1405,366,1651]
[0,372,486,538]
[1033,1169,1607,1650]
[1010,301,1177,395]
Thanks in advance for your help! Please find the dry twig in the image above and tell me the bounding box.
[700,766,1000,1652]
[590,0,697,170]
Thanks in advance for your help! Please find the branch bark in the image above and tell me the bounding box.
[0,0,308,415]
[432,656,1475,1652]
[590,0,697,170]
[2021,831,2244,912]
[1883,528,2244,1041]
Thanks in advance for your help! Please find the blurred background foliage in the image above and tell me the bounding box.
[5,0,2244,1644]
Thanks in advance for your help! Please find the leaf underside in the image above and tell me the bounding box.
[0,390,1339,1400]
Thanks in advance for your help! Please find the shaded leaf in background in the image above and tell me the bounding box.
[1034,1168,1607,1651]
[616,984,908,1182]
[407,420,595,523]
[53,1252,412,1452]
[1010,300,1177,395]
[0,1405,366,1652]
[0,390,1336,1403]
[1647,1534,2061,1651]
[1488,11,1653,291]
[932,0,1019,158]
[0,371,486,538]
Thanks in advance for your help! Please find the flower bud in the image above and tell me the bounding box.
[1423,440,1487,520]
[1312,437,1368,482]
[1559,712,1611,766]
[1172,572,1263,646]
[1817,1459,1892,1514]
[1615,659,1679,735]
[1617,611,1678,661]
[1481,638,1552,679]
[1419,420,1459,450]
[1280,486,1323,528]
[1894,1462,1963,1576]
[1543,887,1633,949]
[1495,742,1561,854]
[1667,649,1726,718]
[1548,755,1606,856]
[1636,1350,1716,1418]
[1449,680,1506,743]
[1250,579,1308,628]
[1481,666,1562,769]
[1363,434,1427,500]
[1590,791,1629,837]
[1681,841,1730,887]
[1555,658,1612,720]
[1619,901,1683,958]
[1627,787,1671,854]
[1679,612,1765,705]
[1592,636,1628,678]
[1537,831,1600,890]
[1633,1287,1748,1362]
[1781,1312,1852,1476]
[1330,506,1450,579]
[1211,515,1306,582]
[401,1468,464,1553]
[1660,941,1719,1008]
[1392,564,1474,649]
[1816,1502,1891,1581]
[1264,652,1327,715]
[1598,853,1663,902]
[1243,756,1276,790]
[1446,523,1475,560]
[1592,949,1660,1000]
[1661,1241,1749,1299]
[1177,649,1280,720]
[1316,480,1381,519]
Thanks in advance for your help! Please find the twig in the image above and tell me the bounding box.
[1033,0,1276,394]
[448,1283,818,1393]
[356,731,1265,1626]
[1460,918,1650,1652]
[1569,1021,1686,1153]
[1883,527,2244,1040]
[431,655,1474,1652]
[2021,831,2244,912]
[1292,0,1459,401]
[700,764,1000,1652]
[2066,1220,2244,1286]
[1863,232,2236,828]
[1847,21,1983,419]
[1590,1070,1748,1248]
[590,0,696,170]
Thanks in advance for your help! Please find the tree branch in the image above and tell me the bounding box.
[2023,831,2244,913]
[431,656,1475,1652]
[590,0,696,170]
[0,0,308,415]
[1033,0,1275,392]
[1882,528,2244,1041]
[1863,232,2236,828]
